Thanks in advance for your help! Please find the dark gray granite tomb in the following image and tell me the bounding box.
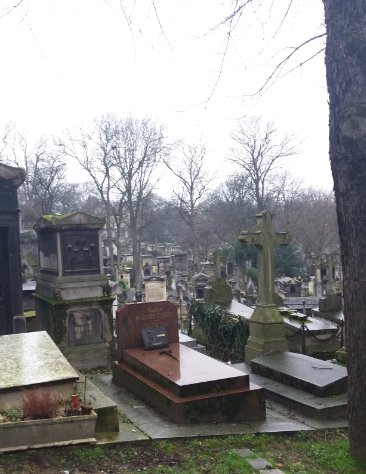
[0,164,25,335]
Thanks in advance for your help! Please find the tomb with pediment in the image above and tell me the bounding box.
[33,213,114,369]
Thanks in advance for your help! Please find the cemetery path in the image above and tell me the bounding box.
[89,373,347,440]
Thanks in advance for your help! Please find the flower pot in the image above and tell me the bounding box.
[0,411,97,453]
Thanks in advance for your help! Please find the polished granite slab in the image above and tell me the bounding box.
[0,331,79,390]
[123,343,249,397]
[116,301,179,358]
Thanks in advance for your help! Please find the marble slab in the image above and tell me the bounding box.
[283,316,338,333]
[0,331,79,390]
[251,352,347,396]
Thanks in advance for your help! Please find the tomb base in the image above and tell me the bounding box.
[113,343,265,424]
[245,304,288,364]
[251,352,347,396]
[63,342,113,370]
[34,293,114,370]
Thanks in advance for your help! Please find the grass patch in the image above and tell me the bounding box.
[0,430,365,473]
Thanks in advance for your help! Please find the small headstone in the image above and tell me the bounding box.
[318,290,342,313]
[115,301,179,358]
[204,277,233,305]
[144,275,167,302]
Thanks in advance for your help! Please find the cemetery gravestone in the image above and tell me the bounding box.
[144,275,167,302]
[115,301,179,358]
[113,301,265,424]
[238,211,289,363]
[233,212,348,418]
[173,253,188,274]
[34,212,114,369]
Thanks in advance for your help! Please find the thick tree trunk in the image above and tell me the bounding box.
[323,0,366,459]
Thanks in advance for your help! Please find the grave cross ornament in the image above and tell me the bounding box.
[238,211,290,305]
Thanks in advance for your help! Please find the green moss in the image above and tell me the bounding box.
[335,346,347,365]
[42,213,75,223]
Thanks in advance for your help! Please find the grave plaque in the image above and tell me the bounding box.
[115,301,179,359]
[141,326,169,350]
[68,308,103,346]
[62,231,99,275]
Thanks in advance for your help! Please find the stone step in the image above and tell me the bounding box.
[250,352,347,396]
[78,374,119,433]
[233,361,347,420]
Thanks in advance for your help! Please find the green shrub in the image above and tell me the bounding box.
[188,300,250,362]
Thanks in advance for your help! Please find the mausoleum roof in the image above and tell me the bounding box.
[34,212,105,232]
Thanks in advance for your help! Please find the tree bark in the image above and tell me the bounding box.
[323,0,366,459]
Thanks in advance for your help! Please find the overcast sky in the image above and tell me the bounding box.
[0,0,332,191]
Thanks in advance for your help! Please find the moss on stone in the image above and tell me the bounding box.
[42,213,75,223]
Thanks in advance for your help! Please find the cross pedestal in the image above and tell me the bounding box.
[238,211,289,364]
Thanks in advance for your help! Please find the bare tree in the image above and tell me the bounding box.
[164,143,212,271]
[0,123,15,164]
[228,117,298,211]
[7,133,66,215]
[60,117,119,277]
[275,188,339,293]
[111,116,167,290]
[206,173,256,245]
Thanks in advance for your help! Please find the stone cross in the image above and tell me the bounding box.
[238,211,290,305]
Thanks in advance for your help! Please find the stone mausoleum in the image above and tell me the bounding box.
[0,164,25,335]
[34,212,114,369]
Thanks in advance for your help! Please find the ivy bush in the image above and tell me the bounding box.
[188,300,250,362]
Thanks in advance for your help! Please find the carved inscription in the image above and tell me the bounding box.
[115,301,179,358]
[62,230,99,275]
